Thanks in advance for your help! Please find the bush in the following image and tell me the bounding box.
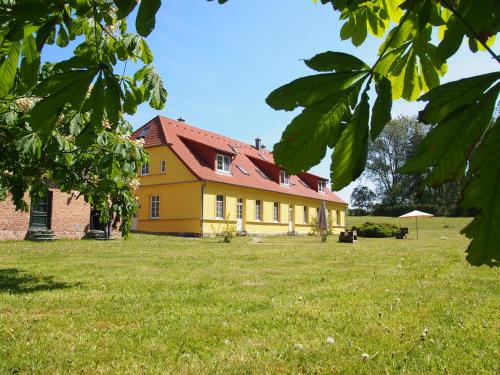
[351,222,399,238]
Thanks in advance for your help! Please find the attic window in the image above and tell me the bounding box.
[256,169,269,180]
[236,165,250,175]
[280,170,289,186]
[318,180,327,193]
[216,154,231,174]
[138,127,150,138]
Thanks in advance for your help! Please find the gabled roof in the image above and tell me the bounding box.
[132,116,346,204]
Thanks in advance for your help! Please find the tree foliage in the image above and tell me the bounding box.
[350,185,377,213]
[0,0,166,236]
[263,0,499,266]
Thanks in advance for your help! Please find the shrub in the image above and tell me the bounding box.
[351,222,399,238]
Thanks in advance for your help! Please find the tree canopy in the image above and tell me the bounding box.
[262,0,499,266]
[0,0,166,235]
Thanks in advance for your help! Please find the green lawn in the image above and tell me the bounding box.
[0,217,498,374]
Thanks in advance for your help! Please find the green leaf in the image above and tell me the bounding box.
[15,133,42,159]
[139,38,153,64]
[114,0,138,19]
[331,92,370,190]
[136,65,167,109]
[304,51,369,72]
[419,72,500,124]
[20,35,40,88]
[136,0,161,37]
[273,81,363,174]
[401,85,498,185]
[460,118,500,266]
[31,68,99,134]
[266,71,366,111]
[56,25,69,47]
[104,71,122,127]
[370,76,392,140]
[0,41,21,97]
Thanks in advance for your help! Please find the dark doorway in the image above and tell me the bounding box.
[90,208,106,231]
[29,192,52,229]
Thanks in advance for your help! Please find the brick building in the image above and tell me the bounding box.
[0,188,112,240]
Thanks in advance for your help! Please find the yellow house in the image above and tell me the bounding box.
[131,116,347,236]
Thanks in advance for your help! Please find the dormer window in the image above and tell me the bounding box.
[280,170,289,186]
[216,154,231,174]
[318,180,327,193]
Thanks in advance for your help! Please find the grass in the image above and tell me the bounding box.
[0,216,498,374]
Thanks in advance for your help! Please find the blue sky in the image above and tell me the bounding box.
[46,1,499,201]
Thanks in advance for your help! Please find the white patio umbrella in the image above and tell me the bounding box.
[399,210,434,239]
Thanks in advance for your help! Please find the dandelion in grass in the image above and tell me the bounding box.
[224,339,231,345]
[421,328,429,341]
[294,343,303,350]
[361,353,370,361]
[326,336,335,344]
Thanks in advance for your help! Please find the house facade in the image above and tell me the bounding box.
[132,116,347,236]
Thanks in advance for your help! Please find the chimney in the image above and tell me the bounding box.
[177,117,185,122]
[255,137,262,150]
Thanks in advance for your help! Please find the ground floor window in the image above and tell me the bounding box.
[273,202,279,222]
[303,206,308,224]
[337,210,341,226]
[255,200,262,221]
[216,195,224,219]
[150,195,160,219]
[237,198,243,219]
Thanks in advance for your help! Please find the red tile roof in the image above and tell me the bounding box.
[132,116,346,204]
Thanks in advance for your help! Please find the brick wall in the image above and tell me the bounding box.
[0,195,30,240]
[50,190,91,239]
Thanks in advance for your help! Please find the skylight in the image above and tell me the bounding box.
[229,144,240,154]
[236,165,250,175]
[138,127,150,138]
[256,169,269,180]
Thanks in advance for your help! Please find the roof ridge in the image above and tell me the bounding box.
[158,115,271,155]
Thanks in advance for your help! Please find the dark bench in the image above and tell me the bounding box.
[339,230,358,243]
[395,227,409,239]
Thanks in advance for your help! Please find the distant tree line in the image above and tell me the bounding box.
[349,116,479,217]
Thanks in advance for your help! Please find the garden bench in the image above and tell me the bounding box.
[339,230,358,243]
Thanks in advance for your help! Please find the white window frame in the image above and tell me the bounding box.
[216,195,224,219]
[280,170,289,186]
[304,206,308,224]
[318,180,327,193]
[150,195,159,219]
[237,198,243,219]
[216,154,231,174]
[141,162,149,176]
[273,202,280,223]
[160,160,166,173]
[255,200,262,221]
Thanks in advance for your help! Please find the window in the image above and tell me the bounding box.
[256,169,269,180]
[160,160,166,173]
[150,195,159,219]
[141,162,149,175]
[236,165,250,175]
[138,127,150,138]
[303,206,308,224]
[237,198,243,219]
[216,195,224,219]
[318,180,327,193]
[273,202,280,222]
[255,200,262,221]
[280,170,289,186]
[337,210,342,226]
[216,154,231,173]
[229,144,240,154]
[316,207,320,217]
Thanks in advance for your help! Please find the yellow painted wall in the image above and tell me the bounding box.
[136,146,202,234]
[136,146,347,236]
[202,182,347,236]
